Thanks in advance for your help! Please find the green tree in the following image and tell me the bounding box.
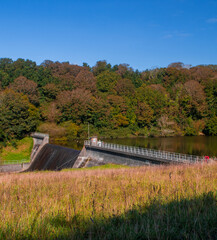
[136,102,154,127]
[61,121,81,139]
[163,67,188,88]
[204,117,217,136]
[0,70,10,88]
[92,60,111,76]
[41,83,60,100]
[136,84,168,120]
[204,79,217,115]
[0,89,39,141]
[113,113,129,128]
[96,70,121,93]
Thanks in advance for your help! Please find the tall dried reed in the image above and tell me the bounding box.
[0,162,216,239]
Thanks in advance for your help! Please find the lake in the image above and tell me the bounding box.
[54,136,217,157]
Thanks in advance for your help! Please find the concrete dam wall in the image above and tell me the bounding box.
[27,144,80,171]
[84,146,157,166]
[26,133,201,172]
[82,140,203,166]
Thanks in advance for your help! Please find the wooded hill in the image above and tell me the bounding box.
[0,58,217,144]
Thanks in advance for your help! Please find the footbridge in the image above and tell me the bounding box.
[83,140,203,166]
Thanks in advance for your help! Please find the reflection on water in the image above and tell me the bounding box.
[106,136,217,156]
[52,136,217,157]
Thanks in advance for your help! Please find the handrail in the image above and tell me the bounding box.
[84,140,203,163]
[0,159,29,165]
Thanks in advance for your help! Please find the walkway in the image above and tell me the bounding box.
[84,141,203,164]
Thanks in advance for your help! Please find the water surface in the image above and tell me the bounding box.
[53,136,217,157]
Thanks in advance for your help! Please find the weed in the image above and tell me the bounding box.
[0,162,216,239]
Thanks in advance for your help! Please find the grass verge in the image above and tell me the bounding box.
[62,163,130,171]
[0,137,33,164]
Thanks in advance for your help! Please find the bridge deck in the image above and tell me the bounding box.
[84,141,203,164]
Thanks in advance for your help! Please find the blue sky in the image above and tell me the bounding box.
[0,0,216,70]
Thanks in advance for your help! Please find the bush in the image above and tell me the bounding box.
[37,122,66,138]
[204,116,217,135]
[60,121,81,140]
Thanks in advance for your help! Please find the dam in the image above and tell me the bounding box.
[1,133,205,172]
[78,139,204,167]
[25,132,80,171]
[28,144,80,171]
[25,134,204,171]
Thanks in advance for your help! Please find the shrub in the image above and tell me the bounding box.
[204,116,217,135]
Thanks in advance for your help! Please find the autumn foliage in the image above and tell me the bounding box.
[1,58,217,143]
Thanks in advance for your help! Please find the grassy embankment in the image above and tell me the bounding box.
[0,162,216,239]
[0,137,33,164]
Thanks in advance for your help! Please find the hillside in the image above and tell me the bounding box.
[1,59,217,146]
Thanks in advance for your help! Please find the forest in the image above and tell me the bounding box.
[0,58,217,145]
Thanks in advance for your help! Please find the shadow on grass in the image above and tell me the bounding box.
[2,192,217,240]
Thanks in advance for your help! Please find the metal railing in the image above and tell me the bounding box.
[84,140,204,163]
[0,159,29,165]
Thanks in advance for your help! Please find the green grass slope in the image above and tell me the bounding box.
[0,137,33,164]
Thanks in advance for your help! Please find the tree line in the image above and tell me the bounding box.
[0,58,217,144]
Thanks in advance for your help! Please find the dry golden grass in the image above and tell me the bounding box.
[0,162,216,239]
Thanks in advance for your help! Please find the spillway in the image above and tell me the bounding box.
[27,144,80,171]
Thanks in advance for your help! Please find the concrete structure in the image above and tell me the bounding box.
[27,144,80,171]
[0,163,30,173]
[27,132,81,171]
[3,132,203,173]
[31,132,49,162]
[79,140,203,166]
